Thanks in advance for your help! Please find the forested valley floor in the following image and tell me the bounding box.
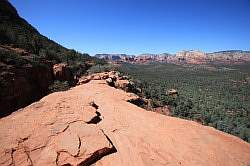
[118,63,250,142]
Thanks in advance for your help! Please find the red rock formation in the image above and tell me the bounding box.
[53,63,74,84]
[0,79,249,166]
[95,51,250,64]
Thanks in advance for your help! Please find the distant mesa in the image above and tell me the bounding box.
[95,50,250,64]
[95,54,135,61]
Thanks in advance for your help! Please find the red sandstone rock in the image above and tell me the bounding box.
[53,63,74,83]
[114,79,130,90]
[1,80,249,166]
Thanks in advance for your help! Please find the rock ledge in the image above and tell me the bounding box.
[0,77,250,166]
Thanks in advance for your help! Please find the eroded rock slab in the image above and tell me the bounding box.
[0,80,250,166]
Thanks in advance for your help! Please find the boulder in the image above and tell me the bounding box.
[114,79,129,90]
[99,72,109,79]
[167,89,178,96]
[106,77,114,87]
[77,76,91,85]
[118,75,129,80]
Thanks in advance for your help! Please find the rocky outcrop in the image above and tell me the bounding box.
[0,46,87,118]
[167,89,178,96]
[176,50,207,64]
[78,71,133,92]
[78,72,174,117]
[0,79,250,166]
[53,63,75,84]
[114,79,130,90]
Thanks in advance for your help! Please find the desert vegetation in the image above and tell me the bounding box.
[118,62,250,142]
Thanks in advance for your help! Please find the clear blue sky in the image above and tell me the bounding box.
[10,0,250,55]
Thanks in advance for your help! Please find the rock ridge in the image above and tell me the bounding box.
[0,74,250,166]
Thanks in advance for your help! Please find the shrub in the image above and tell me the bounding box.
[48,81,70,92]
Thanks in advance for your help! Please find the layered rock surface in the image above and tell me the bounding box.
[0,78,250,166]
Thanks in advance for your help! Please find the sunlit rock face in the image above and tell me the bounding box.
[0,76,250,166]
